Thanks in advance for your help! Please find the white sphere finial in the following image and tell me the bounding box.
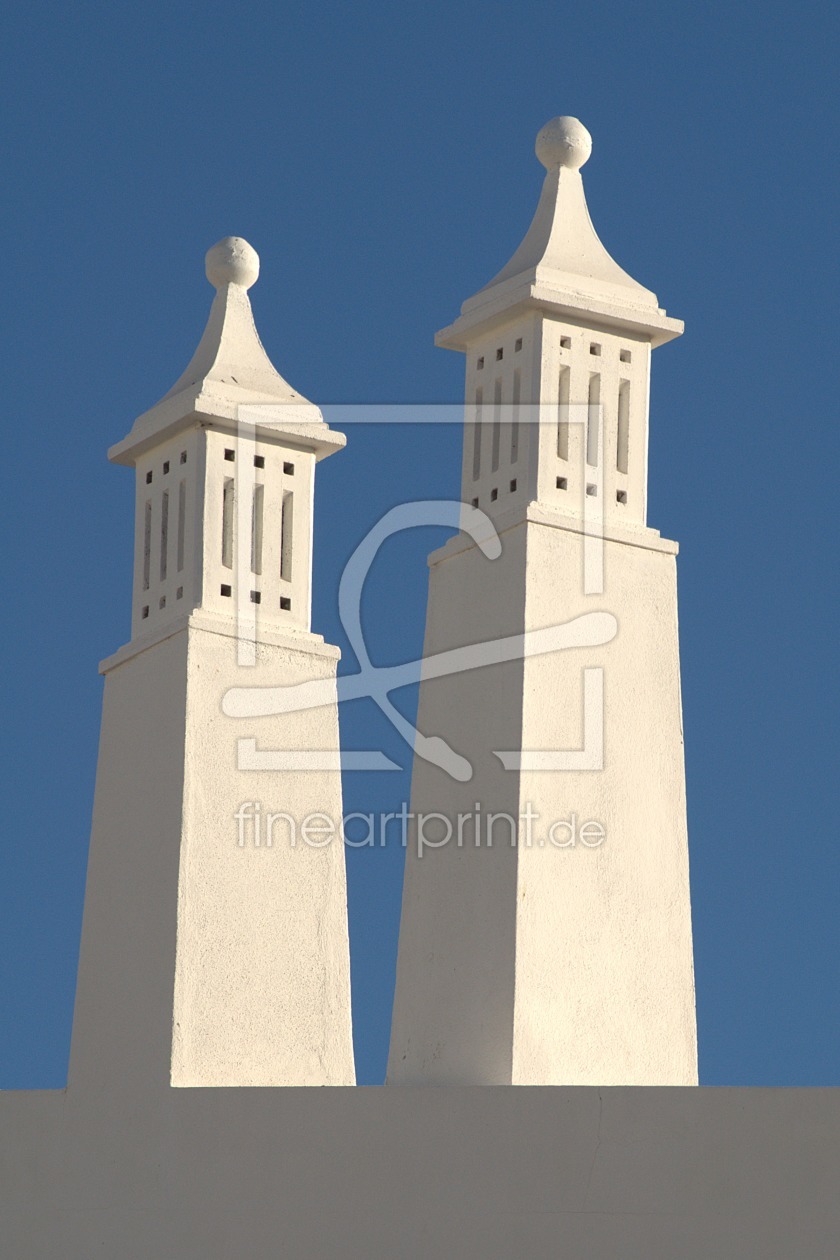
[535,117,592,171]
[205,236,260,290]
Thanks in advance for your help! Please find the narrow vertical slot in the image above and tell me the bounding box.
[177,480,186,572]
[280,490,294,582]
[587,373,601,467]
[617,380,630,475]
[222,478,234,569]
[557,366,570,459]
[472,387,483,481]
[491,378,502,473]
[511,369,521,464]
[159,492,169,582]
[142,501,152,591]
[251,483,264,575]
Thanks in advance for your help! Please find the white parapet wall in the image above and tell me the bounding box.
[1,1085,838,1256]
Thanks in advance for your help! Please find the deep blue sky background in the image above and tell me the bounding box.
[1,1,837,1088]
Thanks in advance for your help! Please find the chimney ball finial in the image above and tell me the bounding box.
[205,236,260,290]
[535,116,592,171]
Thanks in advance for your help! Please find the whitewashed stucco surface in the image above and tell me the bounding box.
[1,1085,838,1257]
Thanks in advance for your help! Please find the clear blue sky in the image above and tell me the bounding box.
[1,0,837,1088]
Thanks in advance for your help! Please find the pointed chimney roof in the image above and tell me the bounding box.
[110,237,344,465]
[436,117,682,350]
